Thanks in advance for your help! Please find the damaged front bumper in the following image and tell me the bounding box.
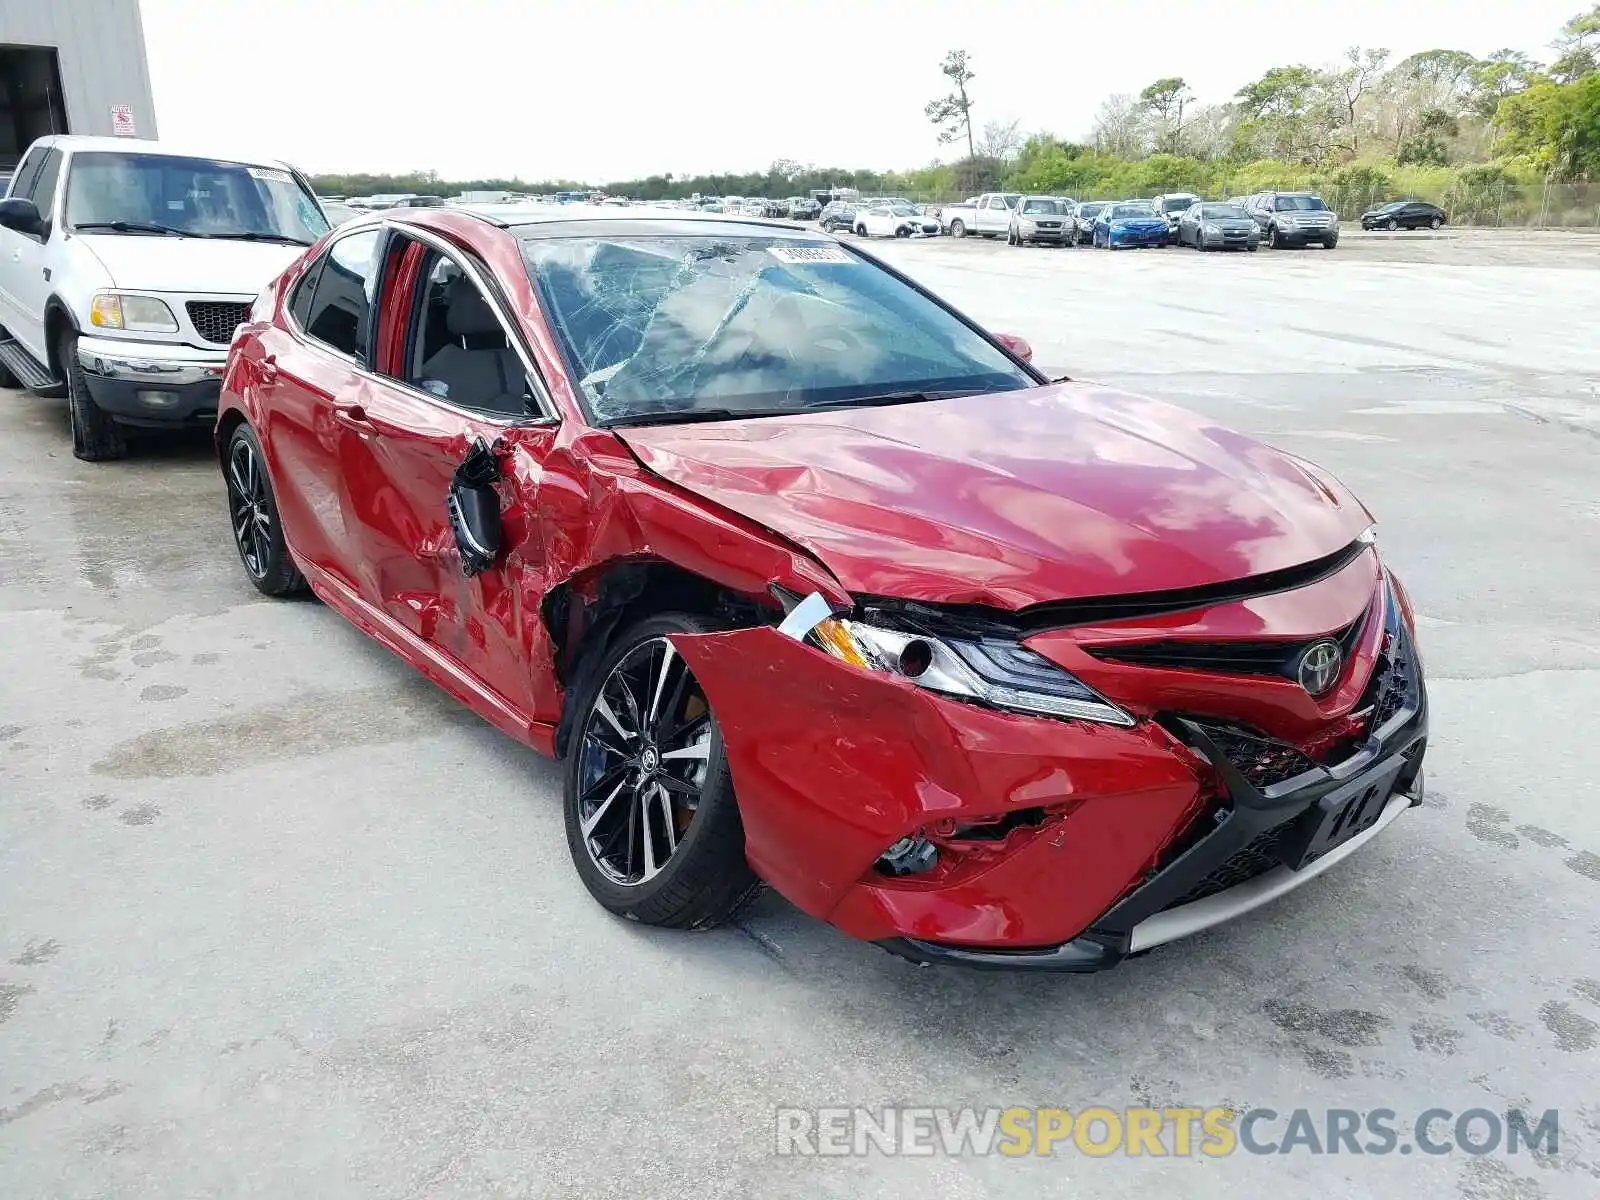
[671,593,1428,973]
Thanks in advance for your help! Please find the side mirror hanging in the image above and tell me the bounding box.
[446,436,504,576]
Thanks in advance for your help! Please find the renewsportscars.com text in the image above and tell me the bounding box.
[774,1106,1559,1158]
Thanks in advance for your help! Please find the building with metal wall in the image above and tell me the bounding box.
[1,0,158,168]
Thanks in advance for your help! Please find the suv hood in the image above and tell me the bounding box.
[617,384,1373,609]
[74,233,307,295]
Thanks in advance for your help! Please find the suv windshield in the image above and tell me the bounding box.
[65,152,328,242]
[1274,195,1328,211]
[521,234,1034,424]
[1162,197,1196,213]
[1021,199,1061,214]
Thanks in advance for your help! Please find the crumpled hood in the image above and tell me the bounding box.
[617,383,1372,609]
[73,234,305,295]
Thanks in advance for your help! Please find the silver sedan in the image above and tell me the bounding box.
[1176,201,1261,251]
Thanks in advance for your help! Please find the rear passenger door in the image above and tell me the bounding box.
[354,229,559,717]
[257,226,386,591]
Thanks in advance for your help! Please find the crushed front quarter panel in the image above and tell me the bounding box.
[672,626,1209,947]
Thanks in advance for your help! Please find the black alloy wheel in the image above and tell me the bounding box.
[564,615,761,928]
[225,425,305,596]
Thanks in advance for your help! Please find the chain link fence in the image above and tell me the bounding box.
[1308,182,1600,229]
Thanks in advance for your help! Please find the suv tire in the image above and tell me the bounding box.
[61,330,128,462]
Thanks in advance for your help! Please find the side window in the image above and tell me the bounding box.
[30,152,63,223]
[8,148,43,200]
[392,247,530,418]
[301,229,381,359]
[287,258,323,330]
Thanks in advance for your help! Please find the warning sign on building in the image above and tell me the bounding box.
[110,105,137,137]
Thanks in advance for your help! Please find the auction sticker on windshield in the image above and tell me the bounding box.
[769,246,854,265]
[248,167,293,184]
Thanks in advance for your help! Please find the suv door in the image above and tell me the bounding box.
[0,146,50,356]
[5,148,65,362]
[356,231,559,719]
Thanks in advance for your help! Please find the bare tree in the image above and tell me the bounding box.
[976,118,1024,160]
[925,50,977,159]
[1329,46,1391,153]
[1091,93,1148,157]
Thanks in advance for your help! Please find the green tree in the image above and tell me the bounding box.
[1139,77,1193,153]
[1550,5,1600,82]
[1234,65,1339,161]
[1496,73,1600,176]
[925,50,977,159]
[1470,50,1545,119]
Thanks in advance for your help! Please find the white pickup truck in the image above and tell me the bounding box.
[936,192,1023,238]
[0,135,330,461]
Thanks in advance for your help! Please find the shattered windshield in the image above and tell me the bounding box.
[521,233,1034,424]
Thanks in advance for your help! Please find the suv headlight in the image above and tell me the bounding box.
[89,292,179,333]
[809,618,1134,726]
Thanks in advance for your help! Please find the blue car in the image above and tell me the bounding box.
[1093,203,1171,250]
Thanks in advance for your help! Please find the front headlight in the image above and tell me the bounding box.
[89,292,179,333]
[809,618,1134,726]
[1204,223,1220,235]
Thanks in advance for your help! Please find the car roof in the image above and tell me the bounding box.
[26,134,299,172]
[376,204,818,241]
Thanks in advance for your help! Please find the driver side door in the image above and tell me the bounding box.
[352,229,562,722]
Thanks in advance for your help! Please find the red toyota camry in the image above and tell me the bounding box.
[215,206,1427,970]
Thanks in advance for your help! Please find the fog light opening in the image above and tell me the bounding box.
[137,390,181,409]
[876,834,939,876]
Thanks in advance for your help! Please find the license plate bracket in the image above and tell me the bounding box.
[1276,757,1406,871]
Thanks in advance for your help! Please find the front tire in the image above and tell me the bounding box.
[1385,218,1398,231]
[61,330,127,462]
[225,423,305,596]
[564,614,762,929]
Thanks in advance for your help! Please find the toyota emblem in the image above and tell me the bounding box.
[1297,640,1343,696]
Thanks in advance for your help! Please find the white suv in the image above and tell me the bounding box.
[0,135,330,460]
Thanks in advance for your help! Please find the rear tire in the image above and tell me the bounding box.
[61,330,127,462]
[563,613,763,929]
[225,423,306,596]
[949,219,965,238]
[1430,216,1442,229]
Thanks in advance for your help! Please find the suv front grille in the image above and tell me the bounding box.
[187,301,253,346]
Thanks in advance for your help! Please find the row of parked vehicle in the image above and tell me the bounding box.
[813,189,1448,250]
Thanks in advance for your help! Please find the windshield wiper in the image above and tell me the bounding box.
[807,389,975,409]
[609,408,747,428]
[204,231,315,246]
[72,220,191,237]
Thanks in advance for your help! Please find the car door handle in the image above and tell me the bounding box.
[333,403,374,430]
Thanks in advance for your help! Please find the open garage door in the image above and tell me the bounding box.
[1,45,70,171]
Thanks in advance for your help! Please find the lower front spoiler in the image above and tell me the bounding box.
[878,753,1424,973]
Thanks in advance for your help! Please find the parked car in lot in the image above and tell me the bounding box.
[215,205,1427,971]
[855,203,941,238]
[786,196,821,220]
[1092,202,1171,249]
[1007,196,1074,246]
[1175,201,1261,251]
[1242,191,1339,248]
[938,192,1022,238]
[819,199,861,232]
[1071,201,1109,242]
[1152,192,1201,242]
[1361,200,1446,231]
[0,135,329,460]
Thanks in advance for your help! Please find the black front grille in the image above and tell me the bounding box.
[1369,625,1416,729]
[1084,613,1365,679]
[1170,823,1292,906]
[1189,721,1320,789]
[186,301,252,345]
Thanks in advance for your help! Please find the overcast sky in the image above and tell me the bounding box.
[142,0,1578,182]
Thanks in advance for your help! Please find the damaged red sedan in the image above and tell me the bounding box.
[215,207,1427,970]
